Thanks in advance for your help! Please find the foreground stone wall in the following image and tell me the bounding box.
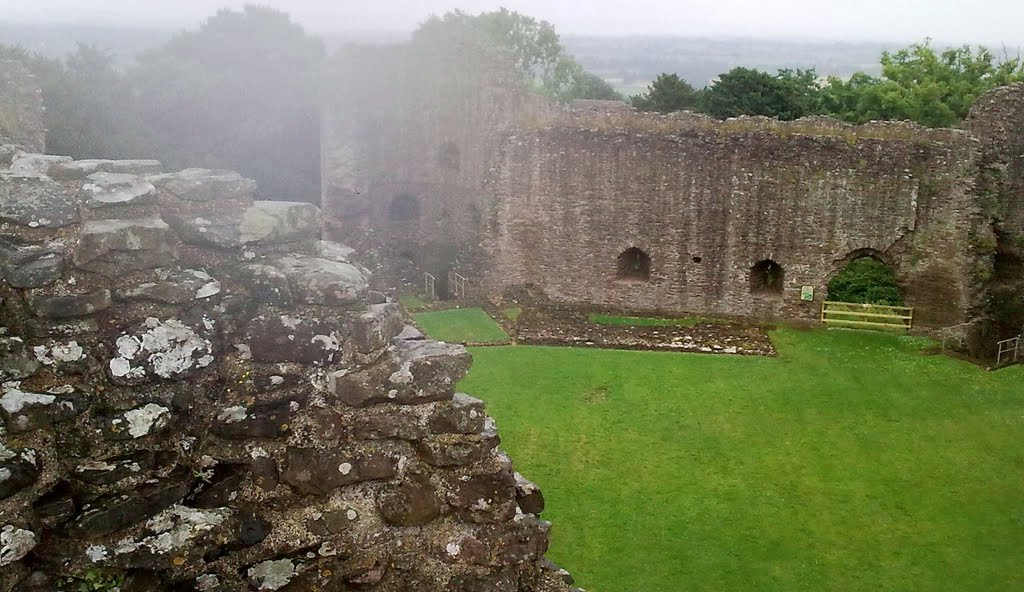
[0,153,576,591]
[0,61,45,156]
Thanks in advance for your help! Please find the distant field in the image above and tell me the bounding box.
[460,329,1024,592]
[414,308,509,344]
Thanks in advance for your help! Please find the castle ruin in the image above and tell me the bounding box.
[323,38,1024,348]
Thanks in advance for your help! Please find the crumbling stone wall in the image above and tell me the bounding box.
[324,42,989,329]
[322,39,548,296]
[0,153,576,591]
[965,83,1024,344]
[485,108,982,327]
[0,61,45,156]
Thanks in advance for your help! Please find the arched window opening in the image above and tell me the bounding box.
[828,256,903,305]
[389,194,420,221]
[750,259,785,293]
[616,248,652,280]
[438,141,460,171]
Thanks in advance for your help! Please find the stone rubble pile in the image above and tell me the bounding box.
[0,150,578,591]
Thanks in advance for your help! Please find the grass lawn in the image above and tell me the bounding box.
[590,313,721,327]
[398,294,428,311]
[459,329,1024,592]
[414,308,510,344]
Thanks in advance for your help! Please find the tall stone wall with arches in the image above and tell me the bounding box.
[324,41,1022,332]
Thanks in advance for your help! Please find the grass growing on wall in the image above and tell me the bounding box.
[460,329,1024,592]
[589,313,721,327]
[398,293,428,311]
[414,308,510,344]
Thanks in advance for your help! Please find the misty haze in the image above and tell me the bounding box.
[1,3,1023,592]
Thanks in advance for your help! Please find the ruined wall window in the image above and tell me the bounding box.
[389,194,420,221]
[438,141,460,171]
[750,259,784,293]
[617,248,652,280]
[828,256,903,305]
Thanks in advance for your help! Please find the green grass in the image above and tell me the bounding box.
[589,313,720,327]
[399,294,427,311]
[502,306,522,322]
[459,329,1024,592]
[414,308,510,344]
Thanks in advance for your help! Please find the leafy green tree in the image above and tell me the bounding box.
[822,41,1024,127]
[700,66,822,120]
[415,8,561,78]
[129,5,325,201]
[630,73,701,113]
[414,8,619,103]
[542,57,623,102]
[827,258,904,305]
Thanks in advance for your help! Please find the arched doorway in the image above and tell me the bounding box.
[616,248,652,280]
[828,255,903,305]
[750,259,784,293]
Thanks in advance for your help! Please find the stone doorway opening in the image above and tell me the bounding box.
[616,248,651,280]
[750,259,784,293]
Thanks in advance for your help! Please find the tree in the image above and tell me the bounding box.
[542,57,623,102]
[827,257,904,305]
[414,8,619,103]
[822,41,1024,127]
[630,73,701,113]
[129,5,325,201]
[700,67,822,120]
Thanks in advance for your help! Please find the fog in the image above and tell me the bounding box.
[4,0,1024,46]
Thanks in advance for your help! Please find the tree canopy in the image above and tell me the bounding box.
[635,40,1024,127]
[414,8,622,103]
[630,73,701,113]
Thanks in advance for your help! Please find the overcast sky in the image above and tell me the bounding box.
[5,0,1024,46]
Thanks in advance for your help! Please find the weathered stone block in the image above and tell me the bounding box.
[416,432,500,468]
[243,314,347,365]
[352,303,404,353]
[80,172,157,208]
[280,447,398,496]
[0,239,64,288]
[0,445,40,500]
[71,479,191,536]
[0,385,83,434]
[0,336,39,381]
[329,340,471,407]
[73,452,157,486]
[149,168,256,202]
[73,218,173,276]
[9,153,70,176]
[28,289,111,318]
[211,399,294,440]
[51,158,162,179]
[378,472,443,526]
[271,256,368,306]
[239,263,293,305]
[0,173,80,228]
[239,201,320,244]
[514,472,545,515]
[115,269,221,304]
[101,403,172,441]
[429,393,487,435]
[107,318,214,384]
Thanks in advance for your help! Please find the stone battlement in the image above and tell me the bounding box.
[0,152,577,591]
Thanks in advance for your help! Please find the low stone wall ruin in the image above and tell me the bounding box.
[0,152,577,591]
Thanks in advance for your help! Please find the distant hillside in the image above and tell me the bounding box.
[0,22,991,98]
[562,35,896,95]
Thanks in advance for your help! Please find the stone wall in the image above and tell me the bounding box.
[324,42,993,329]
[965,83,1024,343]
[485,108,982,327]
[0,61,45,156]
[321,39,549,295]
[0,153,576,591]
